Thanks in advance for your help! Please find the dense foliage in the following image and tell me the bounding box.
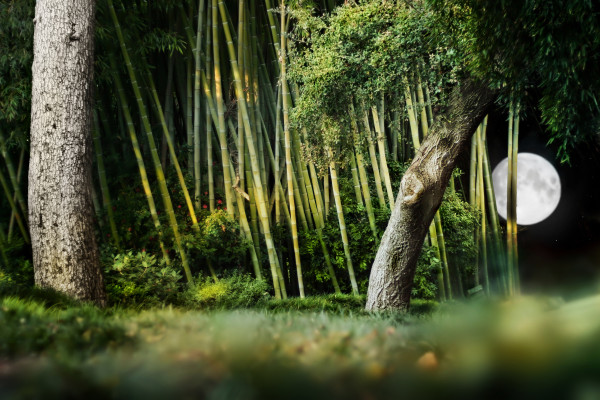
[430,0,600,161]
[289,0,461,167]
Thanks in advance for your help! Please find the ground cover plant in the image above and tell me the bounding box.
[1,288,600,399]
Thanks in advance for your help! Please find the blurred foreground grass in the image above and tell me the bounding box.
[1,291,600,399]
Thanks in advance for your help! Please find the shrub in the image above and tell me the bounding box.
[183,272,270,309]
[103,250,182,307]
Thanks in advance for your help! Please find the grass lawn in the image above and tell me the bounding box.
[1,290,600,399]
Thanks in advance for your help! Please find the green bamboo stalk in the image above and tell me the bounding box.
[511,103,520,293]
[416,78,429,138]
[7,147,24,239]
[0,227,10,268]
[349,104,378,239]
[217,0,282,298]
[194,0,206,211]
[323,174,330,218]
[329,152,359,295]
[186,57,194,177]
[481,115,506,293]
[210,0,235,216]
[477,125,490,292]
[111,61,171,265]
[226,151,262,279]
[434,212,451,298]
[281,0,304,297]
[428,228,446,301]
[146,70,202,229]
[371,106,395,208]
[205,8,215,212]
[349,152,363,207]
[0,131,27,220]
[404,84,421,151]
[108,0,192,282]
[0,167,28,243]
[362,110,387,209]
[506,102,515,295]
[469,136,477,206]
[92,110,120,248]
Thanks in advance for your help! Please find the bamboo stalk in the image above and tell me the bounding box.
[476,125,490,292]
[146,70,202,229]
[111,60,171,264]
[329,152,359,295]
[0,167,28,244]
[108,0,192,282]
[217,0,283,298]
[362,110,387,209]
[92,110,120,248]
[371,106,394,208]
[6,146,25,239]
[194,0,206,211]
[0,132,27,221]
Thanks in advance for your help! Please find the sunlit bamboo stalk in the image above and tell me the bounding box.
[107,0,192,282]
[111,60,171,264]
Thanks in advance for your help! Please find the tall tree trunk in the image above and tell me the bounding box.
[29,0,106,305]
[365,79,496,311]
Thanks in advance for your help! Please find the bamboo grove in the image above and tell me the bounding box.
[0,0,524,301]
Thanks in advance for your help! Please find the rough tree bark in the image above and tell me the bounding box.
[29,0,106,305]
[366,79,497,311]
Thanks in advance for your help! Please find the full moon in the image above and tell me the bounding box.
[492,153,561,225]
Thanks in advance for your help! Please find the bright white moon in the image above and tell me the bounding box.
[492,153,561,225]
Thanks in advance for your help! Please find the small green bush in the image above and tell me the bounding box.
[103,250,182,307]
[183,272,270,309]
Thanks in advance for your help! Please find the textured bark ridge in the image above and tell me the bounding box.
[366,79,497,311]
[29,0,106,305]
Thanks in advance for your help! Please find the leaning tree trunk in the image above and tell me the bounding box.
[366,79,496,312]
[29,0,106,305]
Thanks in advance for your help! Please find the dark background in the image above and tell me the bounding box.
[472,103,600,299]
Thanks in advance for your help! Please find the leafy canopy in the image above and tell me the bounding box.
[289,0,462,168]
[431,0,600,161]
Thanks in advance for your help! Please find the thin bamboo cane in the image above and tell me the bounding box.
[0,227,10,267]
[477,125,490,292]
[205,9,215,212]
[349,104,378,239]
[469,136,477,206]
[329,152,359,295]
[194,0,206,211]
[217,0,283,298]
[0,167,28,243]
[371,106,394,208]
[107,0,192,282]
[92,110,120,248]
[481,116,506,293]
[0,132,27,221]
[428,229,446,301]
[7,148,25,239]
[349,153,363,207]
[506,102,515,295]
[323,174,330,217]
[511,104,520,293]
[111,62,171,264]
[281,0,304,297]
[146,70,202,229]
[210,0,235,216]
[404,84,421,151]
[186,57,194,178]
[362,110,387,209]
